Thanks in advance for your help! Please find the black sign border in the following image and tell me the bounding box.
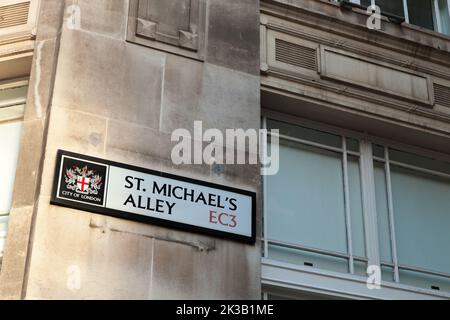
[51,149,257,244]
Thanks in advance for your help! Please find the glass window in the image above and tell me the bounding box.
[0,215,8,260]
[372,144,385,159]
[266,141,348,253]
[360,0,371,8]
[0,121,23,215]
[437,0,450,35]
[348,156,365,258]
[376,0,405,17]
[0,82,27,259]
[408,0,435,31]
[264,119,366,274]
[267,119,342,149]
[375,147,450,292]
[360,0,450,36]
[361,0,405,17]
[389,148,450,175]
[263,117,450,294]
[391,167,450,272]
[346,138,360,153]
[374,161,393,263]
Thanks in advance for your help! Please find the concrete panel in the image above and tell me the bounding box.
[159,54,204,134]
[320,47,432,105]
[160,62,260,136]
[151,238,260,299]
[10,119,44,208]
[105,122,220,194]
[128,0,206,60]
[52,30,165,129]
[23,38,59,121]
[206,0,260,75]
[34,0,65,42]
[25,201,154,299]
[197,64,260,131]
[47,107,107,156]
[76,0,129,40]
[106,119,174,166]
[39,107,108,198]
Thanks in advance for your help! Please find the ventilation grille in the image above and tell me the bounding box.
[0,1,30,29]
[275,38,317,71]
[434,83,450,108]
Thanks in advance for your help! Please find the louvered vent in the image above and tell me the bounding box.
[275,38,317,71]
[434,83,450,108]
[0,1,30,29]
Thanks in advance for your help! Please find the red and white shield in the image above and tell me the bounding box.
[76,176,90,193]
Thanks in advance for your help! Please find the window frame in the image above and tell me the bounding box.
[0,213,8,265]
[348,0,450,36]
[373,145,450,286]
[261,109,450,299]
[262,117,370,277]
[0,77,28,123]
[126,0,207,61]
[0,78,28,261]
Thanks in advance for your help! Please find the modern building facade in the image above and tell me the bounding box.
[0,0,450,300]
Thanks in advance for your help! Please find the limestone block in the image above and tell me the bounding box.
[161,63,260,134]
[11,119,43,208]
[151,238,260,299]
[75,0,129,40]
[206,0,260,75]
[35,0,65,42]
[25,201,154,299]
[52,30,165,129]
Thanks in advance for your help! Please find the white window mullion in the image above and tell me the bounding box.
[342,137,355,274]
[448,0,450,21]
[434,0,443,32]
[403,0,410,23]
[0,214,9,257]
[384,148,400,283]
[359,140,380,268]
[262,117,269,259]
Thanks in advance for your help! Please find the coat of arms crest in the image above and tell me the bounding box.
[65,165,103,195]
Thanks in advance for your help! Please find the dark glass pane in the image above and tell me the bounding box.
[407,0,435,30]
[389,148,450,175]
[376,0,405,17]
[267,119,342,148]
[361,0,372,8]
[346,137,359,152]
[372,144,385,158]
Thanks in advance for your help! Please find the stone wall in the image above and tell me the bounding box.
[0,0,261,299]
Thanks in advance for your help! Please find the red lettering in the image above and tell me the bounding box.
[218,213,228,226]
[209,210,237,228]
[229,214,237,228]
[209,210,218,224]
